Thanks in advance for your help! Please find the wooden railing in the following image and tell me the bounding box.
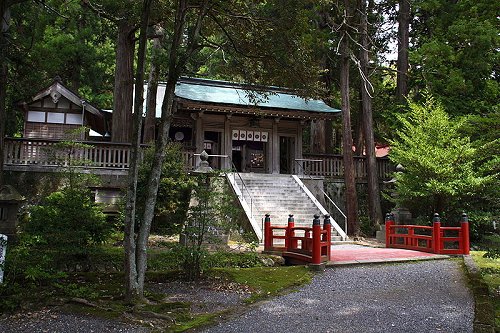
[4,138,133,169]
[4,138,198,173]
[4,138,392,180]
[301,153,393,180]
[385,213,470,255]
[263,214,332,266]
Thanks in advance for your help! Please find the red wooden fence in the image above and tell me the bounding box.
[264,214,331,265]
[385,213,470,255]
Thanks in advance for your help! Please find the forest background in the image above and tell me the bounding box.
[0,0,498,301]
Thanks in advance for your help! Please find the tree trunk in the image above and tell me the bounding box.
[112,21,135,143]
[354,111,364,156]
[359,0,383,230]
[310,120,326,153]
[340,1,359,237]
[325,120,334,154]
[0,4,7,186]
[396,0,410,100]
[134,0,209,294]
[123,0,153,302]
[143,25,164,144]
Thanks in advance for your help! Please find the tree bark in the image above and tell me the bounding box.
[324,120,334,154]
[354,112,364,156]
[143,25,164,144]
[0,3,7,186]
[133,0,209,300]
[123,0,153,302]
[112,21,135,142]
[396,0,410,100]
[340,1,359,237]
[0,2,21,185]
[359,0,383,230]
[310,120,326,154]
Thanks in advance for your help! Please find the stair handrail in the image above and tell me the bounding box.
[228,158,254,222]
[294,158,348,237]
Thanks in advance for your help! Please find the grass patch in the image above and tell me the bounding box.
[170,312,222,332]
[211,266,313,302]
[470,251,500,331]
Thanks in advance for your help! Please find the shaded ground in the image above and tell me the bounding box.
[0,256,474,333]
[0,309,151,333]
[202,260,474,333]
[0,280,252,333]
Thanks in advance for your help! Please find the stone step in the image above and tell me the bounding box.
[230,172,346,242]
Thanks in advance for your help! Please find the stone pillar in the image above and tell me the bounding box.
[194,112,204,166]
[223,115,232,169]
[0,234,6,284]
[271,118,280,174]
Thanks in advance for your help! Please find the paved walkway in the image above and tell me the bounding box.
[328,244,449,266]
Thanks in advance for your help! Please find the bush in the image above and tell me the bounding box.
[137,143,193,235]
[24,187,111,259]
[388,93,488,218]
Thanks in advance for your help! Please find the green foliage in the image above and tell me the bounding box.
[470,251,500,330]
[388,93,487,218]
[136,143,194,235]
[410,0,499,115]
[24,187,111,258]
[459,112,500,241]
[180,174,244,280]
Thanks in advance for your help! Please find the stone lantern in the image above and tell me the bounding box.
[0,185,24,241]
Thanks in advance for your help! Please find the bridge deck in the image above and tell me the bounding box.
[328,244,448,266]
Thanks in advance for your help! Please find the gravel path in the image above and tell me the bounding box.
[0,260,473,333]
[203,260,474,333]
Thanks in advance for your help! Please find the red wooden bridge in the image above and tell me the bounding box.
[263,212,470,267]
[385,213,470,255]
[263,214,332,266]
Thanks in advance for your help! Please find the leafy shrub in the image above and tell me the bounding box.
[24,187,111,259]
[388,93,488,218]
[205,251,262,269]
[137,143,194,235]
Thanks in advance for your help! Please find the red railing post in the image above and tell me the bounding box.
[312,214,322,265]
[323,214,332,260]
[286,214,295,251]
[432,213,441,254]
[385,213,395,247]
[264,214,271,251]
[461,213,470,255]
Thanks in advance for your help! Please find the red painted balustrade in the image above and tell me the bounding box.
[385,213,470,255]
[264,214,331,265]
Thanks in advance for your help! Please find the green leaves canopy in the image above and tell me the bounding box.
[388,93,488,218]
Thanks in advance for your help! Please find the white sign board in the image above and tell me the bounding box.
[0,234,6,284]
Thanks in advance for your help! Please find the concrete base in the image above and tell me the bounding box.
[376,228,386,243]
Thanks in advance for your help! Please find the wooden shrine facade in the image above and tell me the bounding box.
[4,77,393,180]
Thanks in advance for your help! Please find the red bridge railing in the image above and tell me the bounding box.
[264,214,331,266]
[385,213,470,255]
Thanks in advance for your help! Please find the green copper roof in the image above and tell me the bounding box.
[145,78,340,118]
[175,78,340,114]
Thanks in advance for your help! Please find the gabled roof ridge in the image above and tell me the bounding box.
[29,79,103,117]
[156,76,298,95]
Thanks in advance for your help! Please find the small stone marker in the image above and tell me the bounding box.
[0,234,7,284]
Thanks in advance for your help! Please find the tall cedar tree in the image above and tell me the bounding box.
[358,0,383,228]
[396,0,410,100]
[340,0,360,236]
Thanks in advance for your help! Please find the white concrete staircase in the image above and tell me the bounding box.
[226,173,347,242]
